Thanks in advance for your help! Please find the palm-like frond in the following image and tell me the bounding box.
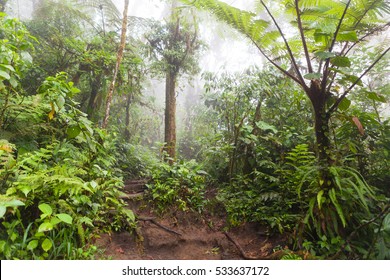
[182,0,389,91]
[71,0,121,25]
[181,0,270,44]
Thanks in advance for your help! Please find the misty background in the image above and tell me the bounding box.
[5,0,265,146]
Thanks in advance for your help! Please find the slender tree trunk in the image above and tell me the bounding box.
[101,0,129,129]
[124,77,133,141]
[243,100,262,175]
[164,71,177,163]
[87,75,101,118]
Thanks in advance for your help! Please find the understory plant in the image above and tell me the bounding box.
[0,72,135,259]
[281,144,388,259]
[146,159,208,213]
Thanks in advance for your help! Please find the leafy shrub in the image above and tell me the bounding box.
[114,142,159,179]
[280,144,388,259]
[218,165,299,233]
[146,160,208,213]
[0,73,135,259]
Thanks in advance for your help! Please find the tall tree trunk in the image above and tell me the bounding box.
[164,71,177,163]
[308,81,334,188]
[87,75,101,119]
[101,0,129,129]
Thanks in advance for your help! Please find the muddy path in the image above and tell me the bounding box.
[95,180,286,260]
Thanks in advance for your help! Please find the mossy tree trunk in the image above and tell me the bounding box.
[164,70,178,162]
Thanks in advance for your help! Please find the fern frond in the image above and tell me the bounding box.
[72,0,120,21]
[181,0,270,44]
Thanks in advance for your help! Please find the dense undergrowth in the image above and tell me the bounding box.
[1,4,389,261]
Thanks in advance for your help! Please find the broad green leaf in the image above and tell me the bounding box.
[367,92,386,103]
[317,190,324,210]
[0,70,10,80]
[0,240,6,253]
[330,56,351,67]
[20,185,32,197]
[38,222,53,232]
[34,232,45,238]
[255,121,278,133]
[66,125,81,139]
[0,206,6,218]
[27,240,38,250]
[56,213,73,224]
[336,31,358,42]
[0,198,25,208]
[314,29,331,44]
[21,51,33,63]
[329,188,346,227]
[314,51,336,60]
[304,73,321,80]
[89,180,98,189]
[0,64,15,72]
[70,87,81,95]
[38,204,52,216]
[338,98,351,111]
[56,95,65,109]
[9,77,18,88]
[41,238,52,252]
[50,216,61,226]
[123,209,135,222]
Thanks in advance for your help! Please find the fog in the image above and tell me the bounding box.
[5,0,265,144]
[8,0,263,72]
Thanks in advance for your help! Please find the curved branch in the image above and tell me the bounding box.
[260,0,308,90]
[250,37,305,87]
[344,22,390,56]
[331,204,389,259]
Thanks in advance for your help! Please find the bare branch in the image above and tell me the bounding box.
[321,0,352,92]
[295,0,313,73]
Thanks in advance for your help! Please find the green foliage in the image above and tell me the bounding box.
[217,169,299,234]
[280,143,389,258]
[0,14,35,129]
[0,108,135,259]
[146,160,208,213]
[0,23,135,258]
[145,16,204,77]
[114,142,159,179]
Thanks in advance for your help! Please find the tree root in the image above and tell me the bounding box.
[138,216,182,236]
[224,231,285,260]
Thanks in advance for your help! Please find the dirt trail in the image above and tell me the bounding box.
[95,180,285,260]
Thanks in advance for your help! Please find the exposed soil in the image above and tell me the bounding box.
[95,180,287,260]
